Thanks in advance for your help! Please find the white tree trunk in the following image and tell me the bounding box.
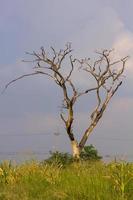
[71,140,80,159]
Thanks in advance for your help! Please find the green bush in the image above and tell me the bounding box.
[44,151,73,166]
[44,145,102,166]
[80,144,102,161]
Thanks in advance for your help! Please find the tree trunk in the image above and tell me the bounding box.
[71,140,80,159]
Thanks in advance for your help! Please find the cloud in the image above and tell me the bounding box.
[98,96,133,138]
[0,0,133,157]
[87,96,133,156]
[24,113,63,134]
[0,112,62,135]
[112,31,133,75]
[0,0,129,88]
[112,97,133,112]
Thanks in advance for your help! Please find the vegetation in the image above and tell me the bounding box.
[44,151,73,166]
[4,44,129,198]
[45,145,102,166]
[5,44,128,159]
[0,160,133,200]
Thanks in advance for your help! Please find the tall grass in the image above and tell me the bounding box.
[0,160,132,200]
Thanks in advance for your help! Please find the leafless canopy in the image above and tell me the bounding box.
[4,43,128,157]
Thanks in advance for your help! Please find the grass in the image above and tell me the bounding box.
[0,160,133,200]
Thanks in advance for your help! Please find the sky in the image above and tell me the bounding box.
[0,0,133,161]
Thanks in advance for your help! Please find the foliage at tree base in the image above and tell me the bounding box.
[44,145,102,166]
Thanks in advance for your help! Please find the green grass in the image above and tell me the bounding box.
[0,160,133,200]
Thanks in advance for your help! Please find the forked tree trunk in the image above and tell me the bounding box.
[71,140,80,159]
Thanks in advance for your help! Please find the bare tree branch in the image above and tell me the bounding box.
[78,50,128,150]
[2,72,45,94]
[4,44,128,158]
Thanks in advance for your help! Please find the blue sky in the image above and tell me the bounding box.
[0,0,133,160]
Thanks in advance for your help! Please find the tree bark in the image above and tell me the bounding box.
[79,123,95,150]
[71,140,80,159]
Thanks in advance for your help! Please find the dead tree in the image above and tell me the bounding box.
[4,43,128,159]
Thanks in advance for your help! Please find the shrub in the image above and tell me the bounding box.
[44,145,102,166]
[80,144,102,161]
[44,151,73,166]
